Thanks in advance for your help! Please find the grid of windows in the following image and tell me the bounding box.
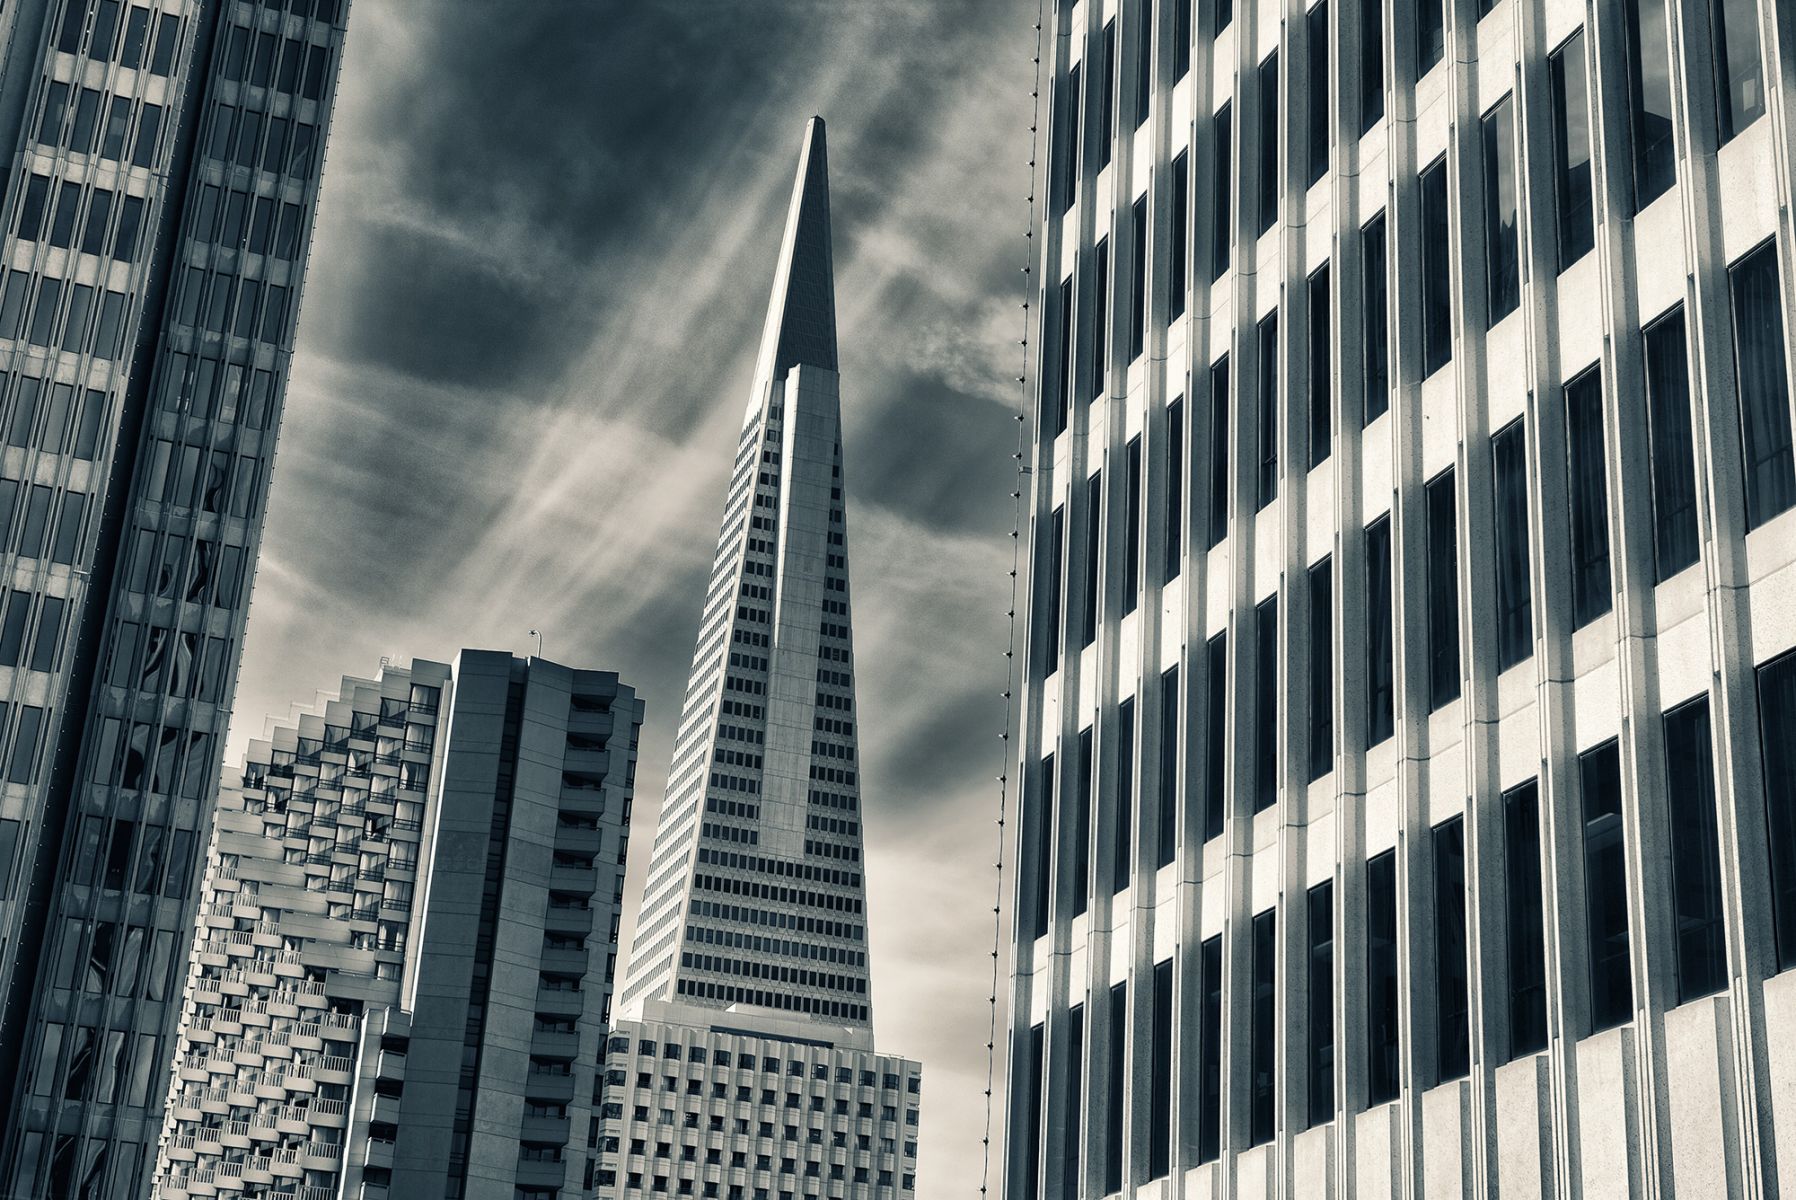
[1013,0,1796,1189]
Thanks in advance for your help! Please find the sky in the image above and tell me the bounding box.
[230,1,1037,1190]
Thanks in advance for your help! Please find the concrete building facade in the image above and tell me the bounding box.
[0,1,351,1194]
[595,118,921,1200]
[151,651,641,1200]
[1004,0,1796,1196]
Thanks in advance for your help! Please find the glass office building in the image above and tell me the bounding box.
[0,1,350,1195]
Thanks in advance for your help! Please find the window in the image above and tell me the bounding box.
[1366,849,1400,1104]
[1031,755,1055,939]
[1257,311,1279,508]
[1157,666,1179,867]
[1420,157,1452,374]
[1114,698,1135,894]
[1092,238,1111,402]
[1147,958,1172,1177]
[1306,880,1334,1126]
[1124,437,1142,614]
[1730,240,1795,528]
[1308,558,1334,780]
[1623,0,1676,208]
[1254,596,1278,812]
[1098,21,1117,169]
[1425,469,1460,709]
[1105,981,1126,1194]
[1082,473,1102,648]
[1214,0,1232,33]
[1416,0,1444,73]
[1565,368,1612,626]
[1306,2,1329,186]
[1257,52,1279,235]
[1308,264,1331,468]
[1211,102,1232,281]
[1165,399,1184,581]
[1072,728,1093,917]
[1172,0,1192,80]
[1203,634,1227,840]
[1360,0,1384,132]
[1581,741,1632,1032]
[1197,934,1223,1162]
[1645,309,1700,579]
[1170,152,1189,320]
[1549,31,1595,269]
[8,706,42,783]
[1129,197,1148,360]
[1052,279,1073,437]
[1505,779,1548,1056]
[1362,213,1389,422]
[1492,420,1532,670]
[1758,650,1796,970]
[1063,1004,1084,1196]
[1054,62,1080,217]
[1483,96,1519,323]
[1249,908,1277,1145]
[1132,0,1152,130]
[1021,1026,1044,1199]
[1435,816,1470,1081]
[1665,697,1727,1002]
[1207,356,1230,546]
[1712,0,1764,143]
[1042,507,1064,675]
[1365,515,1394,745]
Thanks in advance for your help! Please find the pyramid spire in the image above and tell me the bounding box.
[621,117,873,1034]
[749,116,838,399]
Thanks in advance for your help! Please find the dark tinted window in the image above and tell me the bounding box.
[1148,958,1173,1177]
[1565,368,1612,627]
[1713,0,1765,141]
[1506,780,1548,1056]
[1492,420,1532,670]
[1362,213,1389,423]
[1307,2,1330,186]
[1157,666,1180,867]
[1129,197,1149,360]
[1124,437,1142,614]
[1757,650,1796,970]
[1417,0,1444,73]
[1254,596,1278,812]
[1211,103,1232,281]
[1071,729,1094,917]
[1483,96,1520,323]
[1309,264,1332,468]
[1421,157,1452,375]
[1203,634,1228,840]
[1165,399,1184,581]
[1307,879,1335,1126]
[1170,152,1190,320]
[1644,310,1699,579]
[1308,557,1334,780]
[1435,816,1470,1081]
[1208,356,1230,546]
[1105,981,1126,1194]
[1365,515,1395,745]
[1623,0,1676,208]
[1082,473,1102,648]
[1665,697,1727,1002]
[1114,698,1135,894]
[1249,908,1277,1144]
[1549,32,1595,269]
[1197,934,1223,1162]
[1730,240,1795,528]
[1360,0,1384,132]
[1581,741,1633,1032]
[1257,311,1279,508]
[1258,52,1280,235]
[1426,469,1460,709]
[1367,850,1400,1104]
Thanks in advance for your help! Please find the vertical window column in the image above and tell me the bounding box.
[1306,1,1330,188]
[1434,816,1470,1081]
[1623,0,1676,208]
[1362,213,1390,423]
[1757,651,1796,969]
[1203,634,1227,840]
[1104,982,1127,1194]
[1253,596,1278,812]
[1197,935,1223,1163]
[1366,850,1400,1104]
[1506,780,1548,1056]
[1309,265,1332,468]
[1157,666,1180,867]
[1207,356,1230,546]
[1114,699,1136,895]
[1645,310,1699,578]
[1308,558,1334,780]
[1729,240,1795,529]
[1211,103,1233,282]
[1492,421,1533,670]
[1664,698,1727,1002]
[1147,958,1172,1178]
[1306,880,1335,1127]
[1257,53,1279,236]
[1257,312,1279,507]
[1565,368,1613,627]
[1581,742,1633,1032]
[1165,399,1184,581]
[1082,473,1103,649]
[1124,437,1142,614]
[1072,729,1094,918]
[1548,31,1595,270]
[1249,909,1277,1145]
[1420,158,1453,375]
[1365,515,1395,745]
[1425,469,1460,709]
[1482,96,1519,324]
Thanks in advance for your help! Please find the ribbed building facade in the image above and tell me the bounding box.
[151,651,641,1200]
[1004,0,1796,1197]
[0,0,351,1195]
[595,118,921,1200]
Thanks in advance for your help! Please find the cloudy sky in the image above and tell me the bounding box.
[229,1,1035,1189]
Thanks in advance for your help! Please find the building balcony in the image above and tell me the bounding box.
[547,863,598,893]
[539,945,588,976]
[361,1137,394,1172]
[514,1155,567,1190]
[529,1028,582,1060]
[553,823,604,857]
[533,986,584,1020]
[522,1069,576,1104]
[543,904,592,936]
[519,1114,571,1145]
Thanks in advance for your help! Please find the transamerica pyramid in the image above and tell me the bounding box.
[593,117,920,1200]
[618,115,874,1029]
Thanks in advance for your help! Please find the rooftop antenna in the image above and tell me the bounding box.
[529,629,544,660]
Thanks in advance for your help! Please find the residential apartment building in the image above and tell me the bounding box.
[151,651,641,1200]
[1004,0,1796,1196]
[595,118,922,1200]
[0,1,352,1194]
